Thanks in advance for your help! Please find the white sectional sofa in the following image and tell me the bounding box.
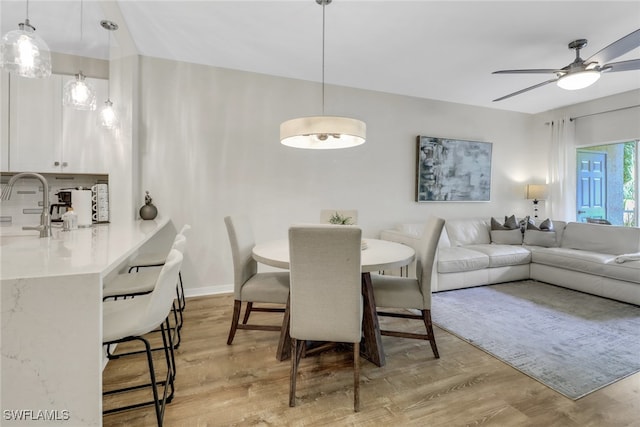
[380,218,640,306]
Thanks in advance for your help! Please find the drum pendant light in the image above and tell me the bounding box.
[97,20,119,130]
[280,0,366,149]
[0,0,52,78]
[63,0,96,110]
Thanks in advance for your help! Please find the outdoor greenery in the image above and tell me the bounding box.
[623,141,636,226]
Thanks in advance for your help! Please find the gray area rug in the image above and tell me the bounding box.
[431,281,640,399]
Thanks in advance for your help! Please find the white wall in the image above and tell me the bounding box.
[138,56,543,293]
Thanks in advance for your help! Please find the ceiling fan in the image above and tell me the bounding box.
[492,28,640,102]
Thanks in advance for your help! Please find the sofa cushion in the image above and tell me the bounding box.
[603,259,640,284]
[524,229,559,247]
[561,222,640,255]
[532,247,640,284]
[490,229,523,245]
[438,247,489,273]
[466,244,531,268]
[445,218,491,246]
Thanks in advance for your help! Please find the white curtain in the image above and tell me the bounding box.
[547,117,576,221]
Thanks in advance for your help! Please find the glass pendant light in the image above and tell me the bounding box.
[63,71,96,110]
[63,1,96,110]
[280,0,366,149]
[97,20,119,130]
[0,0,52,78]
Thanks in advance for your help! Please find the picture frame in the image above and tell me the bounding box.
[416,135,492,202]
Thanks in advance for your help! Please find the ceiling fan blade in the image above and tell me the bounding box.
[492,79,558,102]
[601,58,640,72]
[493,69,560,75]
[586,28,640,65]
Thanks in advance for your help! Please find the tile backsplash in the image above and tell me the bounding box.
[0,173,108,228]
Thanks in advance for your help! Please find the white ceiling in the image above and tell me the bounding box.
[2,1,640,114]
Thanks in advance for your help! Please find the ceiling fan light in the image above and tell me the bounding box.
[0,20,52,78]
[557,70,601,90]
[280,116,366,149]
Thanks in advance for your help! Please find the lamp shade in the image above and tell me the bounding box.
[556,70,600,90]
[526,184,548,201]
[0,20,52,78]
[280,116,366,149]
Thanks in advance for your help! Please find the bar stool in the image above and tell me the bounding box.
[128,224,191,314]
[103,233,188,349]
[102,249,183,427]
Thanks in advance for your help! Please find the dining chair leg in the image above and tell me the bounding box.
[276,295,291,361]
[422,309,439,359]
[227,300,242,345]
[289,338,300,407]
[242,302,253,324]
[353,342,360,412]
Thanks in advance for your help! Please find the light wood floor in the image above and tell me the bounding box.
[103,293,640,426]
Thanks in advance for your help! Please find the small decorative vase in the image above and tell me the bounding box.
[139,190,158,220]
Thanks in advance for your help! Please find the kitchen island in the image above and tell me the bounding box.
[1,217,170,426]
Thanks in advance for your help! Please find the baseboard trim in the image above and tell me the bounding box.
[184,284,233,298]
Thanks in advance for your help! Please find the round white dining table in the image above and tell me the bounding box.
[252,238,415,272]
[252,237,415,367]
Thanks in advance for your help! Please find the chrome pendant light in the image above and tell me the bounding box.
[63,0,96,110]
[0,0,52,78]
[97,20,119,130]
[280,0,366,149]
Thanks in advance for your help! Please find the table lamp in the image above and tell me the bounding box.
[526,184,548,219]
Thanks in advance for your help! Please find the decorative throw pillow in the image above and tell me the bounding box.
[527,218,554,231]
[491,229,524,245]
[491,217,508,230]
[503,214,519,230]
[539,218,555,231]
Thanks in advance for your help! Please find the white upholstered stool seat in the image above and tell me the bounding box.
[103,269,159,299]
[127,251,168,269]
[103,234,187,350]
[102,249,183,427]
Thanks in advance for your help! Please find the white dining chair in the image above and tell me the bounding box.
[102,249,183,427]
[370,216,445,359]
[224,215,290,344]
[288,224,363,412]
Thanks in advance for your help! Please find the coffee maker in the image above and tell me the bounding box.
[49,191,72,222]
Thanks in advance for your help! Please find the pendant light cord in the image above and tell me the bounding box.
[80,0,83,42]
[321,1,326,116]
[25,0,30,20]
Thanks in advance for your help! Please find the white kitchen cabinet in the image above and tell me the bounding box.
[7,74,109,173]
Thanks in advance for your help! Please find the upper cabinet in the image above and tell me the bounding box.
[5,73,109,174]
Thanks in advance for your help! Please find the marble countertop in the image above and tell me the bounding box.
[0,217,170,280]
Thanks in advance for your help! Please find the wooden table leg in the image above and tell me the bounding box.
[276,294,291,361]
[360,272,385,367]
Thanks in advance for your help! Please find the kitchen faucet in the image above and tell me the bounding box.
[1,172,52,238]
